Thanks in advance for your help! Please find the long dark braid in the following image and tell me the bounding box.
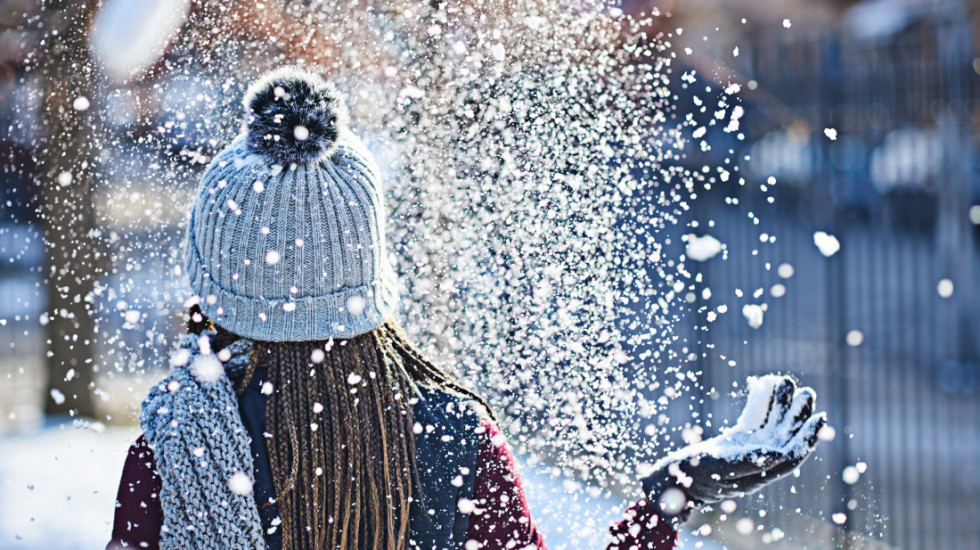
[380,320,496,421]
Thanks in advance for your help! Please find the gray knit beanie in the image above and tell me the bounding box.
[184,67,397,341]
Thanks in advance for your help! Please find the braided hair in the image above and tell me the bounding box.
[188,307,492,550]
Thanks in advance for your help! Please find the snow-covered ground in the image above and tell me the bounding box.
[0,423,723,549]
[0,422,139,549]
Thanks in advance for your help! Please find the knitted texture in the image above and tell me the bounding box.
[140,333,266,550]
[184,67,397,342]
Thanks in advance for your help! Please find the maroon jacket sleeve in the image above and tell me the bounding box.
[107,435,162,550]
[607,499,679,550]
[465,417,549,549]
[465,417,677,550]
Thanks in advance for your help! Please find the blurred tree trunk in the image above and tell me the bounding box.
[35,0,101,418]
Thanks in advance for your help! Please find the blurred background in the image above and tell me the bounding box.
[0,0,977,548]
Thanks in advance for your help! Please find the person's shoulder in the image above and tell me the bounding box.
[414,384,489,423]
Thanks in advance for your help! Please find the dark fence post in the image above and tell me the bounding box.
[819,31,853,550]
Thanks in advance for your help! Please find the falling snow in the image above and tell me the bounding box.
[189,354,224,384]
[0,0,920,547]
[227,472,254,496]
[813,231,841,257]
[685,234,724,262]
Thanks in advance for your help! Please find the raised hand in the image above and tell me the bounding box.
[642,374,827,520]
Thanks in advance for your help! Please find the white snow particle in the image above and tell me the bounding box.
[525,15,546,29]
[293,125,310,141]
[311,349,325,363]
[725,106,745,133]
[937,278,954,298]
[832,513,847,525]
[170,348,191,367]
[283,302,296,312]
[347,372,363,385]
[57,171,73,187]
[681,426,704,445]
[261,381,274,395]
[741,304,765,329]
[346,295,367,315]
[253,180,265,193]
[457,498,476,514]
[735,517,755,535]
[818,424,837,442]
[842,466,860,484]
[193,447,205,458]
[846,330,864,347]
[400,86,424,99]
[197,335,212,355]
[657,488,686,516]
[824,128,838,141]
[490,43,505,61]
[265,250,281,265]
[813,231,840,257]
[777,263,795,278]
[970,205,980,225]
[783,18,792,28]
[226,198,242,216]
[50,389,66,405]
[190,354,224,384]
[720,499,737,514]
[227,472,254,496]
[313,402,324,414]
[685,234,723,262]
[72,96,90,111]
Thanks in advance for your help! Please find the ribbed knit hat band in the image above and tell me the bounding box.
[184,67,397,341]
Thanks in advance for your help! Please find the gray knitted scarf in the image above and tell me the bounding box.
[140,332,266,550]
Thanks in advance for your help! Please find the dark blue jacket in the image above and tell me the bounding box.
[230,364,483,550]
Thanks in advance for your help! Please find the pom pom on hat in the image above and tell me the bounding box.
[243,67,349,165]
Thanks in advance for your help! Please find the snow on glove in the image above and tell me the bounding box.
[642,374,827,521]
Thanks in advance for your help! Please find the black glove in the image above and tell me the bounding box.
[642,374,827,521]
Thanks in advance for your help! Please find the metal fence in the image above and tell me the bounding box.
[682,11,979,550]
